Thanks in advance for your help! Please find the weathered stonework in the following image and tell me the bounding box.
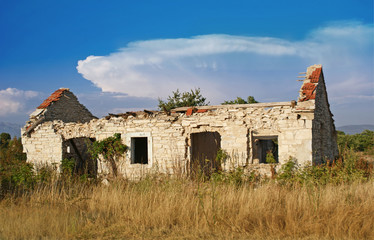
[22,65,339,178]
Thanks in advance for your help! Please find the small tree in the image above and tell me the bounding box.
[158,88,209,112]
[222,96,258,105]
[0,133,11,150]
[88,133,128,177]
[0,134,31,193]
[0,134,26,163]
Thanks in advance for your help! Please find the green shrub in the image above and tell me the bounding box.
[158,88,209,112]
[0,134,31,196]
[222,96,258,105]
[0,160,34,196]
[61,158,76,175]
[215,148,228,168]
[276,150,371,186]
[276,157,298,182]
[337,130,374,153]
[88,133,128,177]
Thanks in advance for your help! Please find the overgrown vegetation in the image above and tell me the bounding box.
[60,157,76,176]
[274,130,374,186]
[0,130,373,239]
[222,96,258,105]
[276,152,372,186]
[337,129,374,154]
[158,88,209,112]
[158,90,258,112]
[0,133,26,162]
[88,133,128,177]
[0,133,30,196]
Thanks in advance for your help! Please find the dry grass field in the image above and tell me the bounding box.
[0,175,373,240]
[1,132,373,239]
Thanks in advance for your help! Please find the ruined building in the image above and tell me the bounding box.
[21,65,339,178]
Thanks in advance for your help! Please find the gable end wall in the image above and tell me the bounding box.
[312,70,339,163]
[43,91,96,123]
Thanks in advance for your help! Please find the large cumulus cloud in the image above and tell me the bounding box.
[77,21,374,125]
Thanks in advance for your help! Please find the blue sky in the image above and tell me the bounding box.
[0,0,373,126]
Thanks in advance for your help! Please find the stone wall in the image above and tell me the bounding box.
[43,90,96,123]
[22,88,97,168]
[21,65,339,177]
[23,101,316,178]
[312,69,339,163]
[22,122,63,167]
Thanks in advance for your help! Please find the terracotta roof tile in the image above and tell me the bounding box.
[310,67,321,83]
[37,88,69,109]
[186,108,193,116]
[302,83,316,91]
[299,67,321,102]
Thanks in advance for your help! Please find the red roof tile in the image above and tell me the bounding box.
[310,67,321,83]
[196,109,208,113]
[301,83,316,91]
[299,67,321,102]
[37,88,69,109]
[186,108,193,116]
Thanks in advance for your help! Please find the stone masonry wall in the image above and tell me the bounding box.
[22,122,63,168]
[23,101,315,178]
[43,91,96,123]
[22,65,340,178]
[312,70,339,163]
[22,89,97,168]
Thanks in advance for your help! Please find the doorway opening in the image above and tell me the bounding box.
[62,137,97,177]
[191,131,221,177]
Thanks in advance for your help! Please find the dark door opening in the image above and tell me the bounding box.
[131,137,148,164]
[191,131,221,177]
[62,137,97,177]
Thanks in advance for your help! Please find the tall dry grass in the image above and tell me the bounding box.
[0,176,373,239]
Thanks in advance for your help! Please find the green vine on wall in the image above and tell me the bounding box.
[88,133,128,177]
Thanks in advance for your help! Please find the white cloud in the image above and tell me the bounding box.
[77,21,373,125]
[0,88,39,116]
[76,34,303,99]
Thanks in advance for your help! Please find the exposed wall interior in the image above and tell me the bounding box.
[62,137,97,176]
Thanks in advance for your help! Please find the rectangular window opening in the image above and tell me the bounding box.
[253,136,279,164]
[131,137,148,164]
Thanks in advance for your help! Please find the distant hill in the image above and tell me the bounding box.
[337,125,374,135]
[0,122,23,138]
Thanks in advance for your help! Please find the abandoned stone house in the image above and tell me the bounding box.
[21,64,338,178]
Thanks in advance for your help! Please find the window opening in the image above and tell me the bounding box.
[131,137,148,164]
[253,136,278,164]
